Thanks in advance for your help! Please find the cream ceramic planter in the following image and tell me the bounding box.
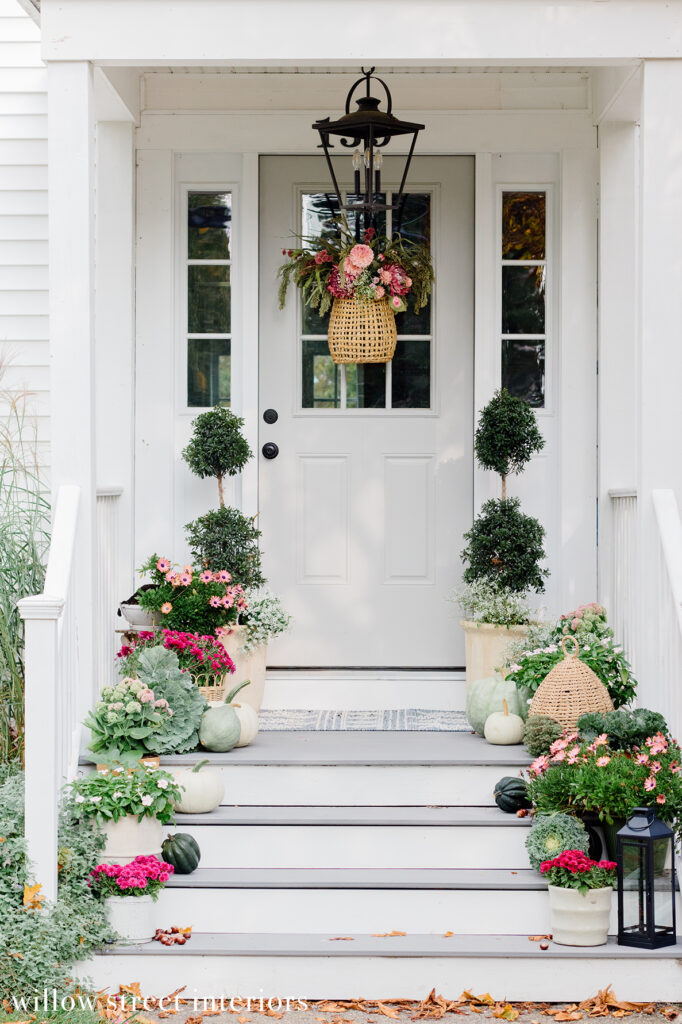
[548,884,612,946]
[106,894,156,944]
[219,625,267,711]
[460,620,529,686]
[101,814,163,865]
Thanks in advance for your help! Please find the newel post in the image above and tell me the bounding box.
[18,596,64,904]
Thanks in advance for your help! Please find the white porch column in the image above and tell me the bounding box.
[47,61,97,714]
[637,60,682,696]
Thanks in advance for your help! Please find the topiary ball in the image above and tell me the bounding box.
[525,812,589,871]
[524,715,563,757]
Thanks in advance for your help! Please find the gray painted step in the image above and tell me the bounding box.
[165,867,542,889]
[81,731,530,768]
[173,803,530,826]
[100,931,682,959]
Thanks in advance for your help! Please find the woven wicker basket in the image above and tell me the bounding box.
[528,635,614,730]
[328,296,397,364]
[196,677,228,704]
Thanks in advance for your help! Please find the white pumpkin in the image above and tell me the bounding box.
[484,699,525,745]
[172,759,224,813]
[225,680,259,747]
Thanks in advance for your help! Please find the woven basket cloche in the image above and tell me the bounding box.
[327,296,397,364]
[528,635,613,730]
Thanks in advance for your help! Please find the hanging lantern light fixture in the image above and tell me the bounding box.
[312,67,424,236]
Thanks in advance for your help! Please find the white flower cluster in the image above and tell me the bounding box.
[450,578,532,627]
[242,591,292,654]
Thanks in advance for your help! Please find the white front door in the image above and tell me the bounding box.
[259,156,474,667]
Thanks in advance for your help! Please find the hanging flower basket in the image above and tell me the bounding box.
[327,296,398,364]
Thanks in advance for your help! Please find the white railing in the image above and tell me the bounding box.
[651,490,682,743]
[18,484,81,903]
[609,489,638,672]
[96,486,123,689]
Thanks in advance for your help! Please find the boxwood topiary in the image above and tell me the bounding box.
[524,715,563,757]
[461,497,549,594]
[525,812,589,871]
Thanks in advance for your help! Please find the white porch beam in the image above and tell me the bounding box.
[41,0,681,66]
[636,60,682,702]
[47,60,97,715]
[93,67,138,123]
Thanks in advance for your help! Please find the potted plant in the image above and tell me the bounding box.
[118,583,159,629]
[540,850,617,946]
[136,555,248,634]
[459,389,547,685]
[70,765,182,864]
[228,591,292,710]
[117,629,235,705]
[90,854,175,944]
[278,224,434,364]
[506,604,637,713]
[525,729,682,859]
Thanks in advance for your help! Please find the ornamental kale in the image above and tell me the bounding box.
[540,849,617,894]
[133,646,208,754]
[70,765,181,826]
[577,707,668,751]
[525,812,589,871]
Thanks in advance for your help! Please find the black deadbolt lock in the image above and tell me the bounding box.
[262,442,279,460]
[263,408,278,424]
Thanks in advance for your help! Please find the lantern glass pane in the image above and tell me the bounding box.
[653,837,674,930]
[621,839,648,937]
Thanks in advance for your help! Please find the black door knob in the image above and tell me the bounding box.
[263,408,278,424]
[262,442,279,460]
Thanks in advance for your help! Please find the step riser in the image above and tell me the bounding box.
[172,764,514,806]
[262,679,465,711]
[177,825,529,869]
[80,955,682,1002]
[157,886,622,935]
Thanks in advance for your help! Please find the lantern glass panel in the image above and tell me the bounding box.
[653,836,674,929]
[621,838,648,937]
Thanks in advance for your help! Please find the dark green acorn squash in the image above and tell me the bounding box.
[493,775,532,813]
[161,832,201,874]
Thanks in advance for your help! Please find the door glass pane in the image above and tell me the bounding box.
[188,265,231,334]
[395,297,431,337]
[347,195,386,239]
[502,191,545,260]
[302,339,341,409]
[502,338,545,407]
[302,302,331,336]
[188,191,231,259]
[303,192,341,242]
[188,339,231,407]
[395,192,430,245]
[392,340,430,408]
[502,265,545,334]
[346,363,386,409]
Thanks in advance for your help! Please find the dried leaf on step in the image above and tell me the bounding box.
[238,1018,250,1023]
[493,1004,520,1020]
[22,883,44,909]
[528,935,552,942]
[373,930,406,937]
[553,1013,583,1021]
[443,931,454,937]
[376,1003,400,1018]
[661,1010,679,1021]
[329,936,354,941]
[119,982,143,999]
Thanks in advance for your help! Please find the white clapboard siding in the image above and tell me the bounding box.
[0,1,49,466]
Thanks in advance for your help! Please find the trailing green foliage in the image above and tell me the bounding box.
[185,505,265,589]
[525,812,589,871]
[182,406,252,511]
[461,497,549,594]
[0,386,50,763]
[577,708,667,751]
[0,770,114,1006]
[524,715,563,757]
[474,388,545,484]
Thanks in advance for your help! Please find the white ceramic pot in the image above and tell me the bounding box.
[106,894,156,944]
[102,814,163,865]
[119,603,160,629]
[548,884,612,946]
[460,620,529,687]
[219,626,267,711]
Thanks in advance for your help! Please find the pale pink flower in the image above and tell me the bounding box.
[209,596,222,608]
[375,286,385,298]
[222,594,235,608]
[567,745,581,765]
[379,268,392,285]
[200,570,213,583]
[179,573,192,586]
[530,754,550,777]
[164,571,174,582]
[160,602,172,614]
[405,277,412,288]
[156,558,171,572]
[552,749,566,763]
[138,688,155,704]
[347,243,374,270]
[647,733,668,755]
[343,256,362,278]
[378,253,385,262]
[549,737,568,755]
[391,295,402,308]
[656,794,666,804]
[644,776,656,792]
[596,756,610,767]
[218,570,232,583]
[635,753,649,765]
[650,761,661,774]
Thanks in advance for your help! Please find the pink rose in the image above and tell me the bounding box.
[391,296,402,308]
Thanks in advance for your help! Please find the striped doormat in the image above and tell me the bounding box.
[258,709,469,731]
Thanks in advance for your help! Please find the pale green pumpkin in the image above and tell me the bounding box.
[466,674,523,736]
[199,704,241,752]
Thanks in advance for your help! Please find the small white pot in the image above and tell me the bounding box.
[102,814,163,865]
[548,884,612,946]
[460,620,529,687]
[106,894,156,945]
[219,626,267,711]
[119,603,159,628]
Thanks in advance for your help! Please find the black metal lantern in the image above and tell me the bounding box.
[617,807,677,948]
[312,67,424,236]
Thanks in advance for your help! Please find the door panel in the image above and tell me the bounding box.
[258,156,474,667]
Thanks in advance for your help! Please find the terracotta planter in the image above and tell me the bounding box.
[106,894,156,944]
[102,814,163,865]
[548,884,612,946]
[219,626,267,711]
[460,620,529,687]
